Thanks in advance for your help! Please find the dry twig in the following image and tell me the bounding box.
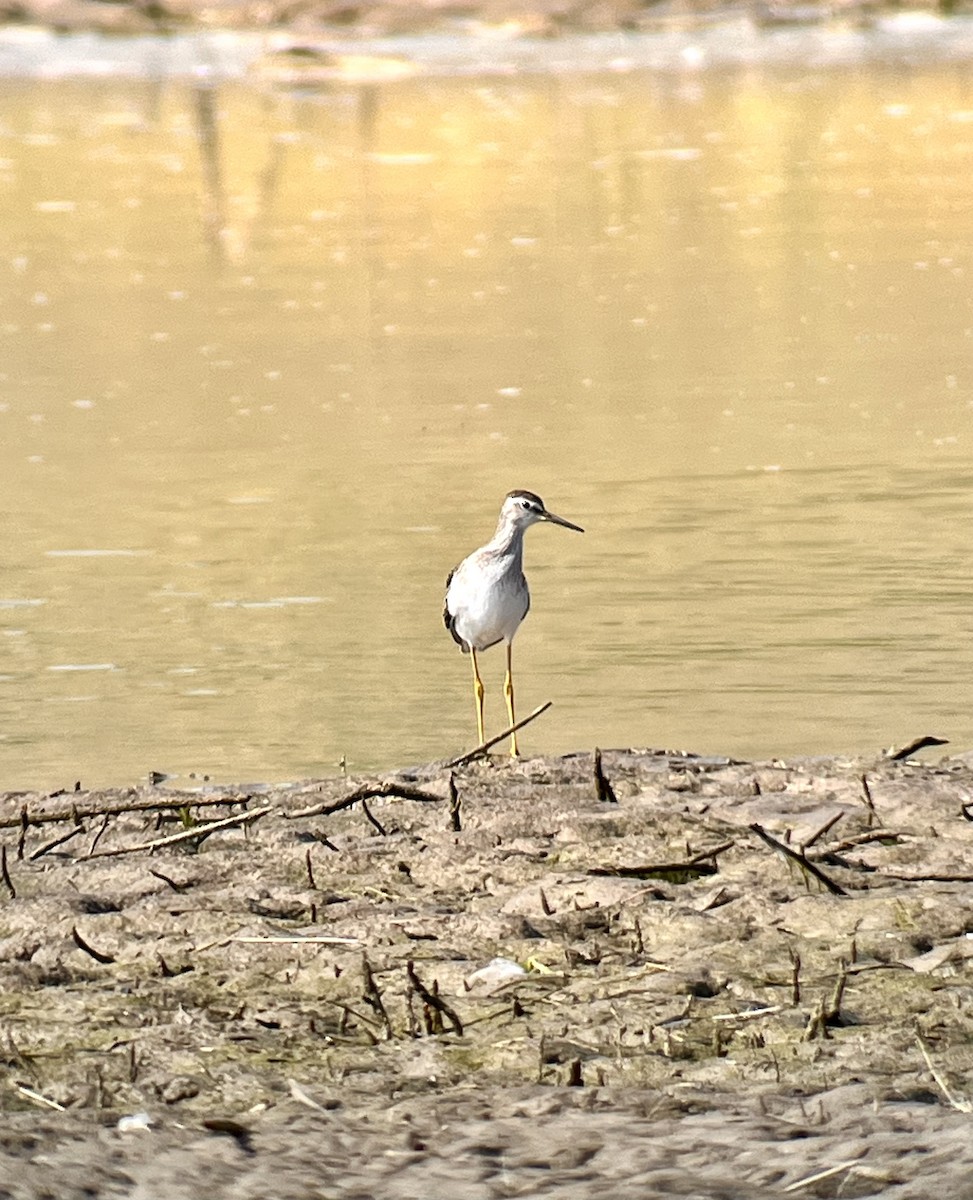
[445,701,553,768]
[285,783,443,821]
[361,954,394,1040]
[826,958,848,1023]
[783,1160,863,1194]
[0,791,255,830]
[407,959,463,1035]
[589,861,717,883]
[232,935,360,946]
[688,841,734,865]
[593,748,617,804]
[448,772,461,832]
[0,845,15,900]
[71,925,115,964]
[813,830,901,857]
[886,734,948,762]
[859,773,876,824]
[878,871,973,884]
[801,811,843,850]
[359,798,387,836]
[13,1083,66,1112]
[749,823,847,896]
[801,996,827,1041]
[711,1005,782,1022]
[148,867,190,892]
[29,826,84,860]
[88,812,111,856]
[82,806,273,859]
[789,948,801,1004]
[916,1034,972,1112]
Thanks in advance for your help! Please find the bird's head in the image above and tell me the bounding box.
[501,490,584,534]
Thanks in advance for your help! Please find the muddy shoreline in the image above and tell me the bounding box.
[0,0,959,40]
[3,747,973,1196]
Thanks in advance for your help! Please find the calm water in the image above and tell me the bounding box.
[2,25,973,788]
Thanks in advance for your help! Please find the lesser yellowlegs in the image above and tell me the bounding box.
[443,490,583,757]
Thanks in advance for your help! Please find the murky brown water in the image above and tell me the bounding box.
[1,42,972,787]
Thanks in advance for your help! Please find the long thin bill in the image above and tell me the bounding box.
[543,511,584,533]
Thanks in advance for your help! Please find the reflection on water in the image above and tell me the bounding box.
[1,45,972,787]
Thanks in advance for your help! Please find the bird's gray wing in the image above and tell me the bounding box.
[443,566,467,649]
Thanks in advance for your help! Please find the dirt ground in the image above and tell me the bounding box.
[3,744,973,1197]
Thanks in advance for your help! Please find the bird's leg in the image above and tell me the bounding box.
[504,642,519,758]
[470,648,485,745]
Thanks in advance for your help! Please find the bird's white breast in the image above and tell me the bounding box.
[446,549,529,651]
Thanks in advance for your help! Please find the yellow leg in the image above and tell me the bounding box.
[470,648,485,745]
[503,642,519,758]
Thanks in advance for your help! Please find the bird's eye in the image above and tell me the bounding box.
[520,498,531,509]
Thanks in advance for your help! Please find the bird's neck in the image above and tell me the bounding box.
[488,518,525,565]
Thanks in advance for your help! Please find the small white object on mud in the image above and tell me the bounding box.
[465,957,528,993]
[116,1112,153,1133]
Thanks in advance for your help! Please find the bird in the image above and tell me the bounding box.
[443,490,584,757]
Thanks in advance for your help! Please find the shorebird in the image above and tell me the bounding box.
[443,490,584,756]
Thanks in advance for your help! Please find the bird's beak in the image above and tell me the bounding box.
[542,510,584,533]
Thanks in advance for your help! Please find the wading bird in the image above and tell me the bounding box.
[443,490,584,756]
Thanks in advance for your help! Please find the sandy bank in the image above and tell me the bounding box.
[2,746,973,1195]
